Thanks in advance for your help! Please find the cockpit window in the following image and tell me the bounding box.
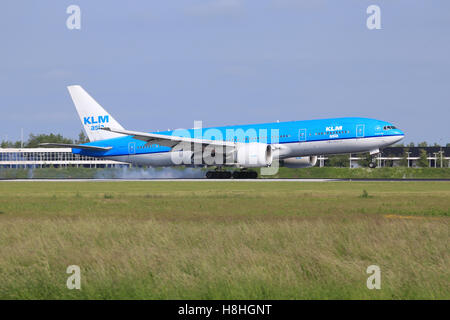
[383,125,397,130]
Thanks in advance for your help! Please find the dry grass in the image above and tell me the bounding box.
[0,181,448,299]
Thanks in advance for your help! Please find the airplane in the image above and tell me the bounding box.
[41,85,405,179]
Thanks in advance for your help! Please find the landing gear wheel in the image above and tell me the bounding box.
[205,171,232,179]
[221,171,232,179]
[232,171,258,179]
[368,162,376,169]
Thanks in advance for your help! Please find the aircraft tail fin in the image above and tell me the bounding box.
[67,85,125,142]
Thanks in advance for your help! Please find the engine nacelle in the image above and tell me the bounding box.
[235,143,273,168]
[280,156,317,168]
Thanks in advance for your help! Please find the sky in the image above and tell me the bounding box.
[0,0,449,144]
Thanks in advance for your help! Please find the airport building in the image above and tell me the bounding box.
[0,148,128,168]
[0,147,448,169]
[367,147,450,168]
[326,147,450,168]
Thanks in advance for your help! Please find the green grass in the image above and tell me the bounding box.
[0,181,448,299]
[260,167,450,179]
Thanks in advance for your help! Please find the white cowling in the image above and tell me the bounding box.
[281,156,318,168]
[236,143,273,168]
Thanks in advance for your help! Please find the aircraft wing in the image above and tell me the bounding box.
[39,143,112,151]
[101,127,236,149]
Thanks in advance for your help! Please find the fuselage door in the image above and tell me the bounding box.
[128,142,136,154]
[356,124,365,138]
[299,128,307,142]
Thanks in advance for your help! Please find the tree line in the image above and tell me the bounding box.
[394,142,450,148]
[1,131,88,148]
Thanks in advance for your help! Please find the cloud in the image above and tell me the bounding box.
[185,0,243,17]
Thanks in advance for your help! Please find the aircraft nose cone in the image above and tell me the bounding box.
[394,132,405,143]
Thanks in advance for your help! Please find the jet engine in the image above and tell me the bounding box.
[280,156,317,168]
[235,143,273,168]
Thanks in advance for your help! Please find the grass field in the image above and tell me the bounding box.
[0,181,448,299]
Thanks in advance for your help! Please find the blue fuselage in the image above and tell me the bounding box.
[74,117,404,166]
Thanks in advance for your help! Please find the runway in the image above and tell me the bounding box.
[1,178,343,182]
[1,178,449,182]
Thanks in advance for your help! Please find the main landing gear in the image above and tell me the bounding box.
[231,171,258,179]
[205,171,232,179]
[205,170,258,179]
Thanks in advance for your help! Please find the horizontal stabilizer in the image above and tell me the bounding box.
[39,143,112,151]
